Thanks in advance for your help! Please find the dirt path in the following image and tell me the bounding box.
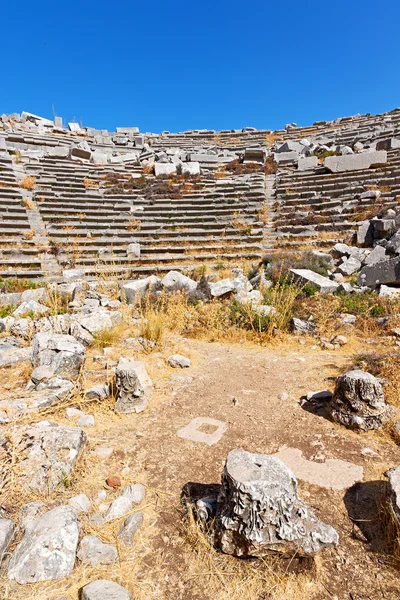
[86,340,400,600]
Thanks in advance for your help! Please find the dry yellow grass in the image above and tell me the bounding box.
[83,177,99,189]
[20,176,36,191]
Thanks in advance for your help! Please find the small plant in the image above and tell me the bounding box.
[83,177,99,189]
[59,470,72,488]
[21,198,35,210]
[91,327,123,350]
[0,304,15,318]
[20,176,36,190]
[127,217,141,232]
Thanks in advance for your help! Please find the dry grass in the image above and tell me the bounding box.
[127,217,141,232]
[21,198,35,210]
[20,176,36,191]
[378,486,400,563]
[83,177,99,189]
[23,229,35,240]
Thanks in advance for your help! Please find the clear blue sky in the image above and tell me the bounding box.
[2,0,399,133]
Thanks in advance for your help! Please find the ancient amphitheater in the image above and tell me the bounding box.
[1,108,400,279]
[3,109,400,600]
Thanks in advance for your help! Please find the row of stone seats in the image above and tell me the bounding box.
[273,148,400,248]
[0,153,43,278]
[21,156,266,275]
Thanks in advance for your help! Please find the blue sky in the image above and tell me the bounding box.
[2,0,399,133]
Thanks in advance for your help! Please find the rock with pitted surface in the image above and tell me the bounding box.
[8,506,79,583]
[329,370,390,431]
[32,333,85,380]
[81,580,132,600]
[214,449,338,558]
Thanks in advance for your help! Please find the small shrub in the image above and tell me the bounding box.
[0,304,15,318]
[91,327,122,350]
[20,176,36,190]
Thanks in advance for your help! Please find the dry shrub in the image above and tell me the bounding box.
[349,352,400,408]
[20,176,36,190]
[83,177,99,189]
[23,229,35,240]
[127,217,141,232]
[378,487,400,563]
[21,198,35,210]
[91,325,125,350]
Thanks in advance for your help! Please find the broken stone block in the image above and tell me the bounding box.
[81,580,132,600]
[68,493,91,514]
[386,465,400,522]
[364,245,388,266]
[114,358,153,413]
[357,221,374,247]
[336,256,362,276]
[123,275,161,304]
[154,162,176,176]
[168,354,191,368]
[376,138,400,150]
[103,496,133,522]
[127,242,140,259]
[297,156,318,171]
[0,518,14,561]
[161,270,198,294]
[214,450,338,557]
[358,256,400,288]
[209,278,236,298]
[329,370,391,431]
[0,422,86,492]
[8,506,79,583]
[77,535,118,566]
[290,318,317,335]
[177,417,227,446]
[324,150,387,172]
[70,146,91,160]
[118,512,144,545]
[379,285,400,297]
[13,300,49,318]
[290,269,339,294]
[32,332,85,380]
[181,161,200,175]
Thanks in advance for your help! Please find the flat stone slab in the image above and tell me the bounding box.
[177,417,227,446]
[273,447,363,491]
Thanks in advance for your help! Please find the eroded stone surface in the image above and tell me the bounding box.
[329,370,391,431]
[114,358,153,413]
[8,506,79,583]
[81,579,132,600]
[215,450,338,557]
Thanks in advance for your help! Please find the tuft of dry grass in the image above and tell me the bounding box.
[20,176,36,191]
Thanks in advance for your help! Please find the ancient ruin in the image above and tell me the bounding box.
[2,108,400,599]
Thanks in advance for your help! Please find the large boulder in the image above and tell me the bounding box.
[161,271,197,294]
[123,276,161,304]
[81,580,132,600]
[214,450,338,557]
[358,256,400,288]
[0,422,86,492]
[8,506,79,583]
[328,370,390,431]
[114,358,153,413]
[32,333,85,380]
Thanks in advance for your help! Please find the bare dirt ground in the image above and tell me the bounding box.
[2,337,400,600]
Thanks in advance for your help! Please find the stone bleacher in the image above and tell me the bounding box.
[1,107,400,279]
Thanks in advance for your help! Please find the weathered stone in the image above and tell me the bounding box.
[78,414,95,427]
[13,300,49,318]
[118,512,144,545]
[376,138,400,150]
[214,450,338,557]
[329,370,390,431]
[77,535,117,566]
[86,383,110,400]
[337,256,362,276]
[161,271,197,293]
[358,256,400,287]
[115,358,153,413]
[290,318,317,335]
[68,493,91,514]
[154,162,176,176]
[122,484,146,503]
[0,518,14,561]
[168,354,191,368]
[297,156,318,171]
[104,496,133,522]
[386,465,400,521]
[290,269,339,293]
[324,150,387,172]
[32,333,85,380]
[8,506,79,583]
[127,242,140,259]
[122,276,161,304]
[379,284,400,297]
[0,423,86,492]
[364,245,388,265]
[209,278,236,297]
[81,580,132,600]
